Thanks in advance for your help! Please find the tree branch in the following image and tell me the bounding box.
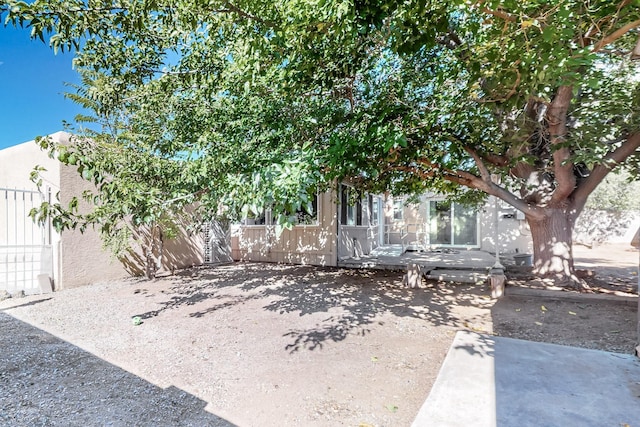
[464,146,492,183]
[570,132,640,217]
[218,2,278,28]
[483,153,510,167]
[395,160,545,220]
[481,7,517,22]
[490,183,545,220]
[593,18,640,52]
[548,86,576,205]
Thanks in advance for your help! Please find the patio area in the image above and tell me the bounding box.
[338,245,498,273]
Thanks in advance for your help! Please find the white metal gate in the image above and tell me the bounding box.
[0,188,54,295]
[202,221,232,264]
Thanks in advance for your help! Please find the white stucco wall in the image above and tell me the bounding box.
[0,132,63,191]
[0,133,67,292]
[479,197,533,255]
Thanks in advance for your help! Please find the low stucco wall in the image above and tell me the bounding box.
[230,191,338,267]
[58,163,204,288]
[574,210,640,246]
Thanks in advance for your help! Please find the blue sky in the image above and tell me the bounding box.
[0,25,84,149]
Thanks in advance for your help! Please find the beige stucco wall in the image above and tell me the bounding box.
[57,146,129,288]
[0,131,122,290]
[58,157,204,288]
[2,131,204,290]
[230,191,338,266]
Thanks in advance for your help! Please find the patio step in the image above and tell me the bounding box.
[424,269,487,284]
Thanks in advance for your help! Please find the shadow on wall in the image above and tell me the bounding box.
[479,206,532,254]
[338,227,375,259]
[0,312,234,426]
[231,224,335,266]
[119,216,204,277]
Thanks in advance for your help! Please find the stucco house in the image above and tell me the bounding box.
[0,132,203,295]
[230,184,534,267]
[1,131,535,295]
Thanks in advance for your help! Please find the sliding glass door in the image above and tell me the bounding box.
[428,201,479,247]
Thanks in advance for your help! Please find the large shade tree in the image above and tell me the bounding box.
[3,0,640,287]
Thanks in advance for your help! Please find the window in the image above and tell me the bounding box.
[239,193,318,226]
[291,193,319,225]
[340,185,363,226]
[393,198,404,220]
[241,211,267,225]
[369,195,379,226]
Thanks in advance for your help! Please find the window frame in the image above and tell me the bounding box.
[340,184,365,226]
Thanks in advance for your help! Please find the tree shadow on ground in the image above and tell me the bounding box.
[0,312,234,426]
[490,294,638,354]
[133,264,297,319]
[133,262,493,353]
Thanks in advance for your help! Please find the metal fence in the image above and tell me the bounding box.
[0,188,53,295]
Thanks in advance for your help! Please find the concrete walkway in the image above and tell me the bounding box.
[413,331,640,426]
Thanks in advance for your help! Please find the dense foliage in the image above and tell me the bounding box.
[3,0,640,283]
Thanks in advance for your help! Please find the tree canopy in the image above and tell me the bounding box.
[3,0,640,284]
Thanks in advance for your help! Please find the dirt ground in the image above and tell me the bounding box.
[0,244,637,426]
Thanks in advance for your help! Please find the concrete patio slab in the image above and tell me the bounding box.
[340,248,496,272]
[369,244,404,257]
[413,331,640,426]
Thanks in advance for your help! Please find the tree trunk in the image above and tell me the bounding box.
[526,208,585,289]
[143,225,165,280]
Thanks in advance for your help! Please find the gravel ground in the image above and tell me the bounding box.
[0,244,637,426]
